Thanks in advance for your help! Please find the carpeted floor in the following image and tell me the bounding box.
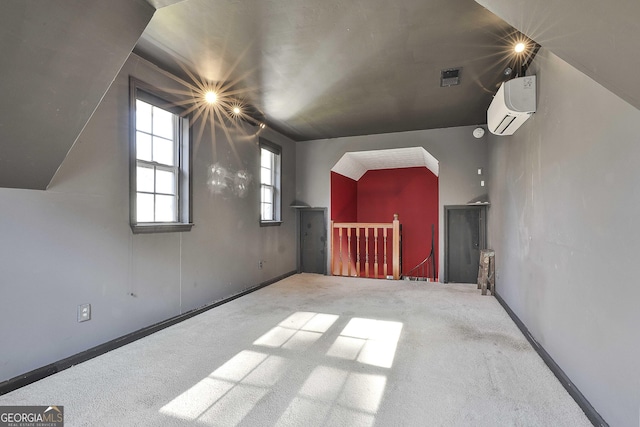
[0,274,591,426]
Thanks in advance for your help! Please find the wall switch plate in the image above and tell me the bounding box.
[78,303,91,322]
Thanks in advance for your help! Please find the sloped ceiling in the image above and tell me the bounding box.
[145,0,188,8]
[332,147,439,181]
[0,0,155,190]
[475,0,640,111]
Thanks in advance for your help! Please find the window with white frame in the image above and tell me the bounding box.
[130,78,192,233]
[260,140,282,224]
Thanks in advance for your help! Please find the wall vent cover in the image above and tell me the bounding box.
[441,68,462,87]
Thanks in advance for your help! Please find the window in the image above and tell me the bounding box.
[130,78,192,233]
[260,140,282,225]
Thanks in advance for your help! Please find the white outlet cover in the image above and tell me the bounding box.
[78,304,91,322]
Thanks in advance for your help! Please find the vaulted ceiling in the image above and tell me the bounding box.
[1,0,639,190]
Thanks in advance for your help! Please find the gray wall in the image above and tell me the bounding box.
[487,48,640,426]
[296,126,489,279]
[0,54,297,383]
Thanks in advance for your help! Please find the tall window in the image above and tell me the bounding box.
[130,78,192,233]
[260,140,282,224]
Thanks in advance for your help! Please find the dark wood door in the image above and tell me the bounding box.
[300,209,327,274]
[446,206,485,283]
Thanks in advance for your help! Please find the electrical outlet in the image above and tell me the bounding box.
[259,260,264,269]
[78,303,91,322]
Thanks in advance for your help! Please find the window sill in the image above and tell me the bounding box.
[260,220,282,227]
[131,223,194,234]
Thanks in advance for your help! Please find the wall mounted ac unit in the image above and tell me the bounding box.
[488,75,536,135]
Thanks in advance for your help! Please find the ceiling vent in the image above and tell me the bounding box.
[440,68,462,87]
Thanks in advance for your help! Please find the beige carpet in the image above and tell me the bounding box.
[0,274,590,426]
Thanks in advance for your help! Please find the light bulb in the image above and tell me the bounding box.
[204,91,217,104]
[514,42,526,53]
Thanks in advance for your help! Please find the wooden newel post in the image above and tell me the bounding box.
[330,221,335,276]
[392,214,400,280]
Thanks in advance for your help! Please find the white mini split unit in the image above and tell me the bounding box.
[487,75,536,135]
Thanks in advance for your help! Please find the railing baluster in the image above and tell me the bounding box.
[374,227,379,278]
[356,227,361,277]
[383,228,388,277]
[338,227,343,276]
[347,227,352,277]
[365,228,370,278]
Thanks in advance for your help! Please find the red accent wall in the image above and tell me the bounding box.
[331,171,357,222]
[357,167,438,278]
